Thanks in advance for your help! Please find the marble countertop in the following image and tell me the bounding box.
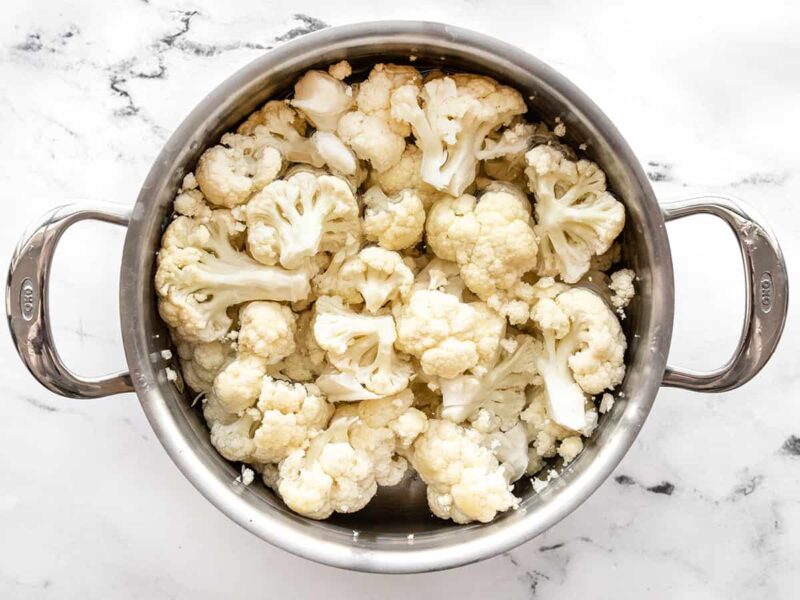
[1,0,798,597]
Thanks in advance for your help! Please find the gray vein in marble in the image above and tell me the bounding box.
[780,435,800,456]
[104,11,328,130]
[646,481,675,495]
[732,172,789,187]
[646,160,673,182]
[615,474,676,495]
[505,553,552,595]
[731,475,764,499]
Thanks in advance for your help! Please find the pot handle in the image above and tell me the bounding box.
[660,194,788,391]
[6,202,135,398]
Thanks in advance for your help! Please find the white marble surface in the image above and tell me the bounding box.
[1,0,799,597]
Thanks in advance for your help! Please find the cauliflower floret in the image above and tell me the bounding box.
[313,296,412,395]
[236,100,354,174]
[315,372,384,402]
[391,74,527,196]
[336,389,428,486]
[484,422,530,482]
[530,287,626,430]
[479,121,557,186]
[237,301,297,363]
[195,135,282,208]
[370,145,440,209]
[244,171,360,268]
[252,377,334,463]
[337,111,406,172]
[155,210,311,343]
[477,121,538,161]
[426,187,538,324]
[356,63,422,136]
[394,290,505,379]
[362,186,425,251]
[270,309,326,382]
[212,353,268,414]
[411,419,518,523]
[276,415,377,519]
[208,377,333,465]
[525,145,626,283]
[309,131,358,176]
[557,436,584,464]
[289,69,354,131]
[413,257,466,298]
[520,387,595,470]
[438,334,538,428]
[311,234,361,301]
[208,407,263,461]
[174,175,213,220]
[328,60,352,80]
[335,246,414,313]
[609,268,636,310]
[175,338,233,394]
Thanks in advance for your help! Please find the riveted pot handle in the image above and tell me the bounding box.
[661,195,788,391]
[6,202,134,398]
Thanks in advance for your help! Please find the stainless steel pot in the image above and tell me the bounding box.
[6,21,789,573]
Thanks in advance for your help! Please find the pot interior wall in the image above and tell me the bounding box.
[125,25,670,559]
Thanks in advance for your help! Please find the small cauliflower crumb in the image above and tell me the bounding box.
[557,436,583,464]
[553,117,566,137]
[236,465,255,486]
[328,60,352,80]
[161,349,173,360]
[599,392,615,414]
[609,268,636,310]
[165,367,178,382]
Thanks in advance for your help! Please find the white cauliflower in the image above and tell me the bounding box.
[314,372,384,402]
[391,74,527,196]
[411,419,518,524]
[480,121,555,185]
[439,335,538,428]
[211,353,268,415]
[530,287,626,430]
[520,386,596,469]
[337,111,406,172]
[237,301,297,364]
[335,246,414,313]
[362,186,425,251]
[328,60,352,80]
[484,422,530,482]
[155,210,311,343]
[335,389,428,486]
[313,296,412,395]
[174,174,213,220]
[289,69,354,131]
[426,186,538,324]
[525,145,625,283]
[370,145,440,209]
[276,415,377,519]
[394,289,505,379]
[175,338,233,394]
[270,309,326,382]
[609,268,636,310]
[244,171,360,269]
[195,135,282,208]
[355,63,422,136]
[250,377,334,463]
[413,257,466,298]
[208,377,333,466]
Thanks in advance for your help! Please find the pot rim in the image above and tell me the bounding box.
[119,20,674,573]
